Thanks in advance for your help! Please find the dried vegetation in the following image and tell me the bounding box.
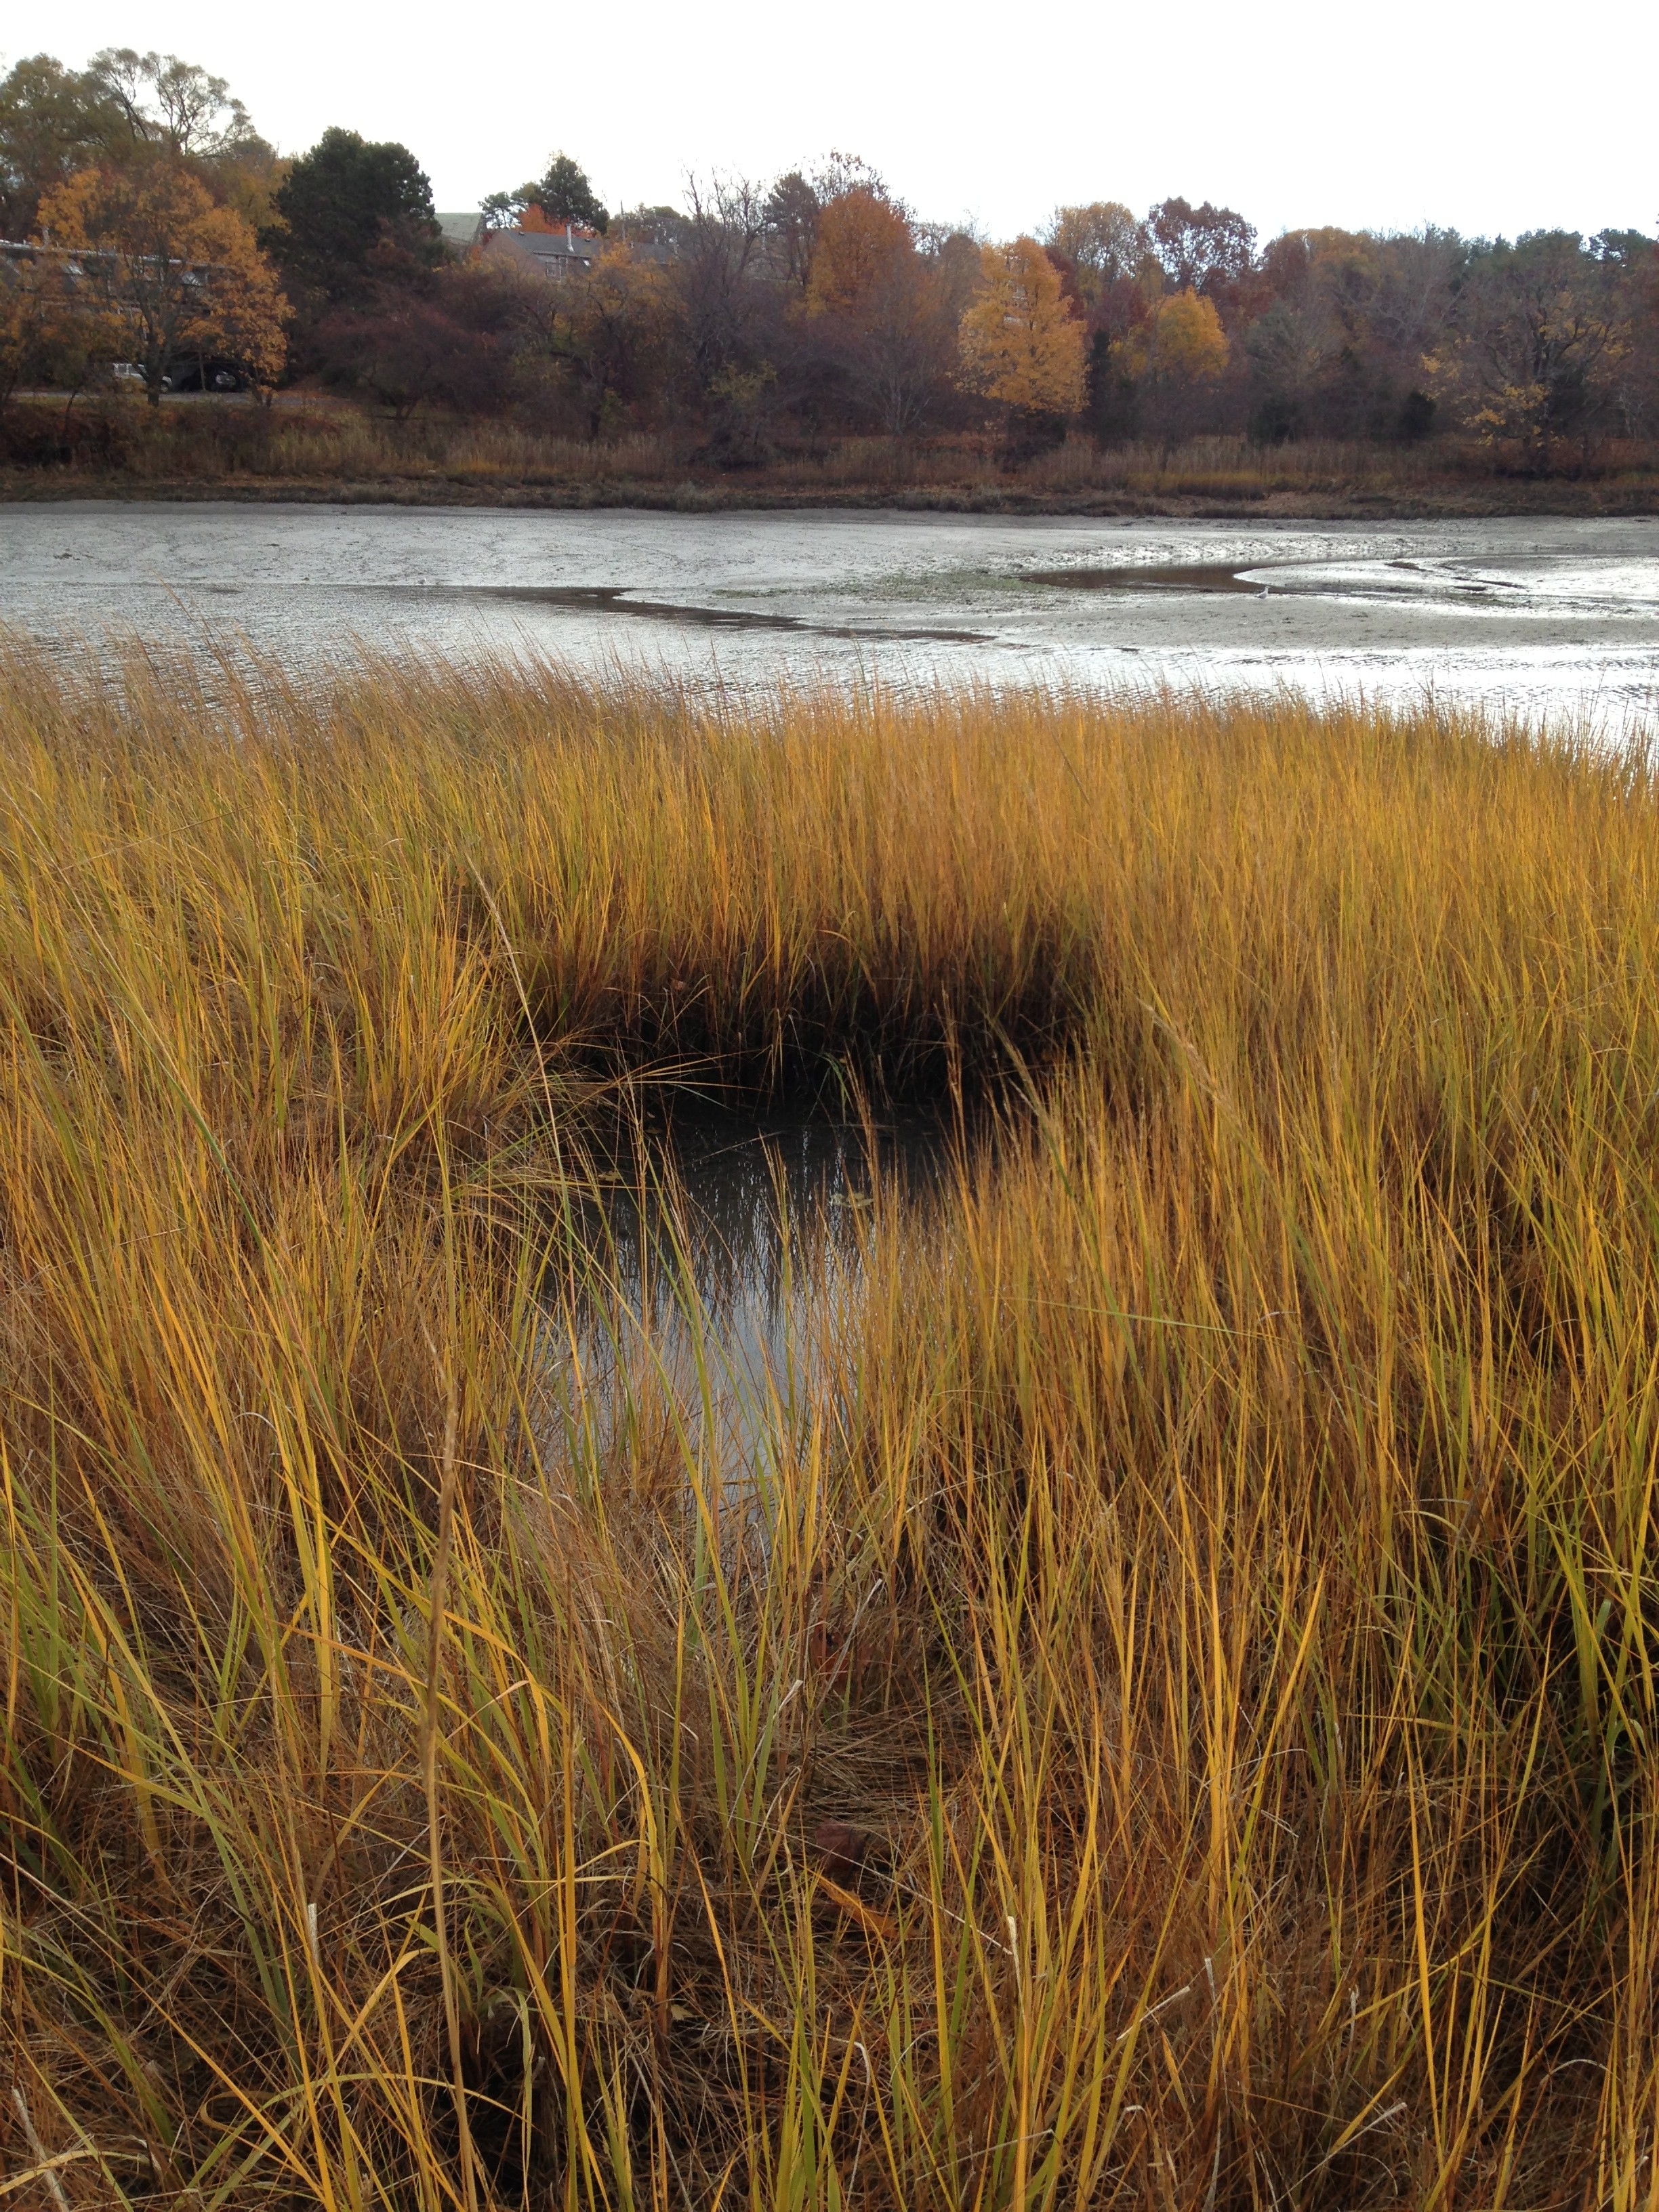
[2,648,1658,2207]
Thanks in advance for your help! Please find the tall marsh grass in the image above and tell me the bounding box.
[14,396,1656,504]
[2,644,1659,2207]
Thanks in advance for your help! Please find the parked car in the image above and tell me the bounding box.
[109,359,245,393]
[163,358,245,394]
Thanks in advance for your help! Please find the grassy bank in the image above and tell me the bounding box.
[3,651,1659,2207]
[5,399,1659,516]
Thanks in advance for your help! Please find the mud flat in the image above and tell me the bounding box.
[3,501,1657,732]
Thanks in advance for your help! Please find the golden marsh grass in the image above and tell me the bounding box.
[1,647,1658,2207]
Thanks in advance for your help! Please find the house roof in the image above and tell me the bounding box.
[435,211,485,249]
[483,227,600,275]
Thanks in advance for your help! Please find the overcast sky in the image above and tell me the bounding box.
[21,0,1659,245]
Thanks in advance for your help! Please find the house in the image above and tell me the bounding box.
[480,222,602,283]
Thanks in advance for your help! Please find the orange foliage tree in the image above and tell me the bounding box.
[38,155,287,398]
[958,237,1085,425]
[805,188,912,318]
[804,187,953,436]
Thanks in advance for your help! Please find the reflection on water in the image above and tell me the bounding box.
[547,1112,948,1483]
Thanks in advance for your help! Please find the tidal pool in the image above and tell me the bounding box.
[552,1111,949,1481]
[3,502,1658,736]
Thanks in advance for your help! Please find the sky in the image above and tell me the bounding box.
[20,0,1659,245]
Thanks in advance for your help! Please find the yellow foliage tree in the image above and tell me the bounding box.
[38,155,287,399]
[958,238,1085,417]
[1111,287,1230,449]
[1120,288,1229,384]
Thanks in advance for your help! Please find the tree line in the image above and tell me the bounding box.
[3,47,1658,472]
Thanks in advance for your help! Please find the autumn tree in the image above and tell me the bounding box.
[1,49,274,241]
[800,186,953,436]
[756,155,886,305]
[0,251,81,414]
[1115,287,1229,448]
[806,188,912,319]
[500,242,676,437]
[1242,228,1459,441]
[1147,197,1256,299]
[1045,202,1149,307]
[1127,288,1230,378]
[1430,231,1632,469]
[959,237,1085,448]
[0,56,123,239]
[314,260,524,419]
[39,155,287,398]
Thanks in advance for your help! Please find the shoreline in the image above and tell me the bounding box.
[5,472,1658,522]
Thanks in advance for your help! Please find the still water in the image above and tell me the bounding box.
[554,1112,946,1479]
[4,501,1658,736]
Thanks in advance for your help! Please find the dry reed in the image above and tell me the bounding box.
[1,643,1658,2207]
[13,398,1656,508]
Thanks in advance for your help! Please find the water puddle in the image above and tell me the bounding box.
[369,581,994,646]
[546,1111,953,1484]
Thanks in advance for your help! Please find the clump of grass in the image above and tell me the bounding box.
[1,645,1658,2206]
